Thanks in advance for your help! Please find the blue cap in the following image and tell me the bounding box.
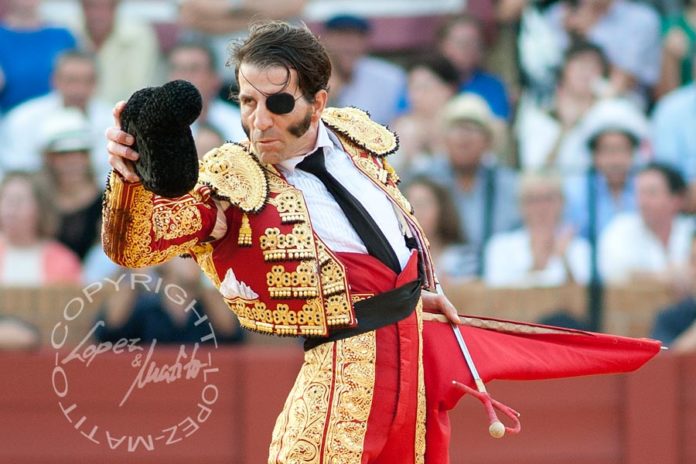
[324,14,371,34]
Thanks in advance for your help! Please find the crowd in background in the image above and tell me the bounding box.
[1,0,696,352]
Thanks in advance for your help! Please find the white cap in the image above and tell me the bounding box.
[442,93,495,134]
[580,99,649,150]
[40,108,92,154]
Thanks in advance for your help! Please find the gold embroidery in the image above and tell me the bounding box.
[260,224,316,261]
[199,143,268,213]
[415,301,426,463]
[152,196,203,241]
[324,294,352,326]
[268,332,377,464]
[225,298,326,337]
[270,190,308,223]
[189,242,219,286]
[238,212,252,246]
[266,262,319,299]
[321,107,398,156]
[383,158,401,184]
[320,260,346,296]
[354,156,389,185]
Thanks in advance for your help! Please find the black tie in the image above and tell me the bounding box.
[297,148,401,274]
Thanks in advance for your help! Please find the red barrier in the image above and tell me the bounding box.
[0,347,693,463]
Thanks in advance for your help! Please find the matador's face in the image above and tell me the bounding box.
[237,63,327,164]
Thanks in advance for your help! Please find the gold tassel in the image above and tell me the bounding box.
[238,213,252,246]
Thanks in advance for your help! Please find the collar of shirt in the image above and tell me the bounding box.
[277,120,336,174]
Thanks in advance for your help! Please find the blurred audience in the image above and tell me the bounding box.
[194,122,225,159]
[404,176,478,285]
[420,93,520,273]
[484,171,590,287]
[70,0,159,104]
[544,0,661,106]
[390,54,459,176]
[651,233,696,352]
[0,171,81,285]
[323,14,407,125]
[0,316,40,350]
[0,50,112,180]
[94,257,244,345]
[564,99,649,239]
[656,0,696,97]
[437,14,511,120]
[0,0,77,113]
[652,62,696,211]
[41,108,103,261]
[599,163,694,285]
[168,39,245,143]
[515,42,610,173]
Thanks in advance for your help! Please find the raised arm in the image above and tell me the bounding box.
[102,102,221,268]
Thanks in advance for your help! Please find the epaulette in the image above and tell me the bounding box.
[321,107,399,157]
[198,142,269,213]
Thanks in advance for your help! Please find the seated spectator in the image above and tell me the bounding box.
[0,50,112,180]
[194,122,225,159]
[94,257,244,345]
[564,99,649,239]
[544,0,661,106]
[516,42,610,174]
[0,171,81,285]
[70,0,159,104]
[390,54,459,177]
[651,232,696,352]
[484,171,590,287]
[599,163,694,285]
[437,14,511,120]
[419,93,520,272]
[0,0,77,113]
[323,14,407,125]
[0,316,40,350]
[40,108,102,261]
[655,0,696,98]
[652,64,696,211]
[403,176,478,285]
[168,39,245,143]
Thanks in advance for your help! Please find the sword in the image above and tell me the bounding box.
[450,323,522,438]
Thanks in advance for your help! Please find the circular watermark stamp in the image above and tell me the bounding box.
[50,270,221,452]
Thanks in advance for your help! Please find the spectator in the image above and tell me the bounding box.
[177,0,306,84]
[390,54,459,178]
[0,171,81,285]
[437,14,511,120]
[70,0,159,104]
[544,0,661,105]
[0,0,77,113]
[599,163,694,285]
[420,93,520,272]
[40,108,103,261]
[168,39,245,143]
[652,63,696,211]
[94,257,244,345]
[322,14,407,125]
[0,50,112,180]
[194,122,225,159]
[403,176,478,285]
[651,233,696,352]
[564,99,649,239]
[516,42,611,173]
[655,0,696,98]
[0,317,40,350]
[484,171,590,287]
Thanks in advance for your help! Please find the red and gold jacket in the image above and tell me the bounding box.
[102,107,436,338]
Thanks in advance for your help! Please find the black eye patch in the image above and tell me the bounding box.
[266,92,298,115]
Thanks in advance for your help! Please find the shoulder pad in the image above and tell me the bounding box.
[321,107,399,157]
[198,142,268,213]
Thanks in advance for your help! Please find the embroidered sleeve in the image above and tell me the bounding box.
[101,171,218,268]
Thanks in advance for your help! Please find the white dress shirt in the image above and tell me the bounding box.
[277,121,411,270]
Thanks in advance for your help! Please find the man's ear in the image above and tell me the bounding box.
[311,89,328,122]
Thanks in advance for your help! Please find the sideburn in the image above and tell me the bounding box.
[289,110,313,138]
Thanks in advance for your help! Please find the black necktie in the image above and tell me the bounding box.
[297,148,401,274]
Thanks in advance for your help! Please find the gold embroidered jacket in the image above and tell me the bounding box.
[102,107,436,337]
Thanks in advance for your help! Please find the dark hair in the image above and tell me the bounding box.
[54,49,97,73]
[0,171,58,239]
[561,40,609,78]
[436,13,482,45]
[408,54,460,88]
[229,21,331,102]
[639,162,688,196]
[169,38,218,72]
[404,176,467,245]
[588,129,639,152]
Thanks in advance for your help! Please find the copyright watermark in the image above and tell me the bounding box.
[51,271,221,452]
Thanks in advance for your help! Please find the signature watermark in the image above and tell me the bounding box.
[50,272,221,451]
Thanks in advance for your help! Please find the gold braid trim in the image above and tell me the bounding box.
[415,300,426,462]
[321,107,398,157]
